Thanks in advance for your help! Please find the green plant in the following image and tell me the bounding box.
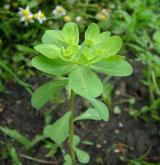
[120,154,160,165]
[127,29,160,122]
[31,22,133,164]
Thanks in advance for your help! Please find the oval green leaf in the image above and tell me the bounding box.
[43,112,71,144]
[85,23,100,41]
[97,35,122,56]
[96,31,111,43]
[69,67,103,98]
[91,55,133,76]
[42,30,65,47]
[63,154,72,165]
[87,98,109,121]
[75,108,102,121]
[34,44,61,59]
[75,148,90,164]
[32,56,76,76]
[31,80,67,109]
[62,22,79,45]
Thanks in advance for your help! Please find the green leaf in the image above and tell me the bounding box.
[32,56,76,76]
[72,135,90,164]
[153,31,160,44]
[0,61,32,94]
[75,148,90,164]
[34,44,61,59]
[75,108,102,121]
[7,145,22,165]
[97,35,122,56]
[43,112,71,144]
[69,67,103,98]
[73,135,81,148]
[42,30,65,47]
[87,98,109,121]
[0,126,30,149]
[82,140,93,146]
[75,96,109,122]
[62,22,79,45]
[31,80,67,109]
[63,154,72,165]
[85,23,100,41]
[28,134,46,149]
[91,55,133,76]
[96,31,111,43]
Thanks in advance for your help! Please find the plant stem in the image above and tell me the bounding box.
[69,90,77,165]
[148,67,154,104]
[19,153,56,164]
[151,70,160,96]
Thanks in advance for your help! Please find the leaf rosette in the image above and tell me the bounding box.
[32,22,133,98]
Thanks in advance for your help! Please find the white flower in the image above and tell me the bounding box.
[96,8,111,21]
[18,6,31,16]
[34,10,46,24]
[102,9,110,16]
[3,4,10,10]
[18,6,34,26]
[20,14,34,26]
[52,5,66,17]
[75,16,82,22]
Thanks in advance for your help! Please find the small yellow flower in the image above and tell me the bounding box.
[22,9,29,16]
[40,13,45,19]
[34,10,46,24]
[96,8,111,21]
[18,6,32,17]
[96,13,106,21]
[18,6,34,26]
[21,14,33,26]
[63,15,72,22]
[25,15,32,21]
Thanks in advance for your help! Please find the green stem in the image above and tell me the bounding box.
[69,90,77,165]
[151,70,160,96]
[147,66,154,104]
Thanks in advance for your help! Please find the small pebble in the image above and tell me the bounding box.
[100,123,104,127]
[118,122,124,128]
[96,144,102,148]
[16,100,21,104]
[114,148,120,153]
[103,140,107,144]
[115,129,119,134]
[113,106,121,114]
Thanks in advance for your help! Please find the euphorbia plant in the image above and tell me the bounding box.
[31,22,133,164]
